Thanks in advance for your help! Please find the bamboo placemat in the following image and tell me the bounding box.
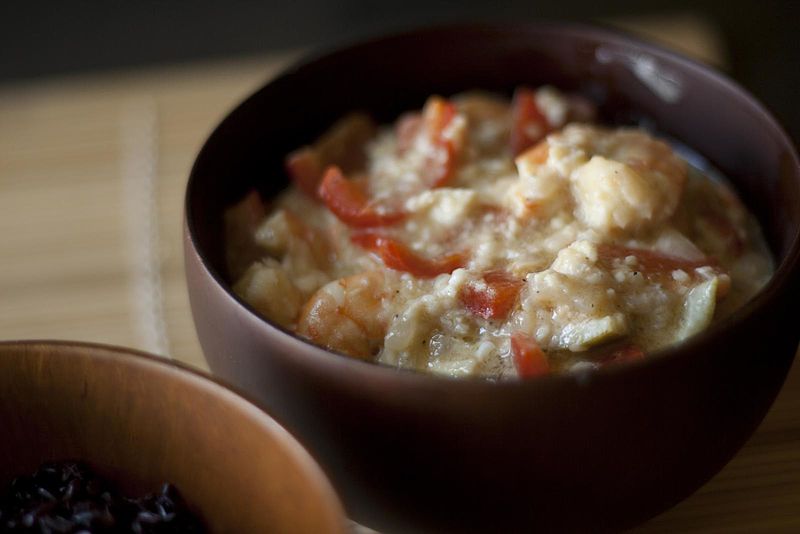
[0,53,298,368]
[0,17,797,532]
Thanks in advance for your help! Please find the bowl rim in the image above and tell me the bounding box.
[0,338,348,529]
[185,21,800,389]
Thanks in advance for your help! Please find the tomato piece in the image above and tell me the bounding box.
[460,270,524,320]
[600,345,645,367]
[597,244,719,274]
[318,166,405,227]
[421,97,460,188]
[510,87,550,156]
[285,113,377,198]
[351,232,466,278]
[510,332,550,378]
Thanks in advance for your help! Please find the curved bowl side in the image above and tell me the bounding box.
[184,23,800,533]
[186,234,796,532]
[0,341,346,534]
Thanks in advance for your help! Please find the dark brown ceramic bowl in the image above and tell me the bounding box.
[184,23,800,533]
[0,341,346,533]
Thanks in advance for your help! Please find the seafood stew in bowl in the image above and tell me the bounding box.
[225,87,773,379]
[185,23,800,532]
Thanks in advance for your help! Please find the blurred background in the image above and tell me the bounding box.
[2,0,798,137]
[1,1,799,531]
[2,1,798,362]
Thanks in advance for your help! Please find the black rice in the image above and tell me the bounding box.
[0,461,206,533]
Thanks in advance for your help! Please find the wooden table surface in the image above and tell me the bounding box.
[1,17,797,532]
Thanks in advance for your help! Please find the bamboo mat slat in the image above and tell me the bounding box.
[0,53,298,367]
[0,17,797,532]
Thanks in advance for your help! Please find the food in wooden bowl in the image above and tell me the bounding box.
[1,461,204,532]
[184,23,800,532]
[0,341,346,533]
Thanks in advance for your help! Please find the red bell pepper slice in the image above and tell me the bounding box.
[285,113,376,198]
[318,166,405,228]
[460,270,524,320]
[351,232,466,278]
[285,147,323,197]
[421,97,460,188]
[510,87,550,156]
[510,332,550,378]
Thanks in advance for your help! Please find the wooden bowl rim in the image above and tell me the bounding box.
[0,338,348,533]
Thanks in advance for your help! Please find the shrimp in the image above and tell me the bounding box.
[516,124,687,233]
[296,270,390,359]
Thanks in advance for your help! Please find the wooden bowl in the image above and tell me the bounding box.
[0,340,346,534]
[184,23,800,532]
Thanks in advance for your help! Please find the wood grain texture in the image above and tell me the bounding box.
[0,341,346,533]
[0,53,298,368]
[0,18,797,532]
